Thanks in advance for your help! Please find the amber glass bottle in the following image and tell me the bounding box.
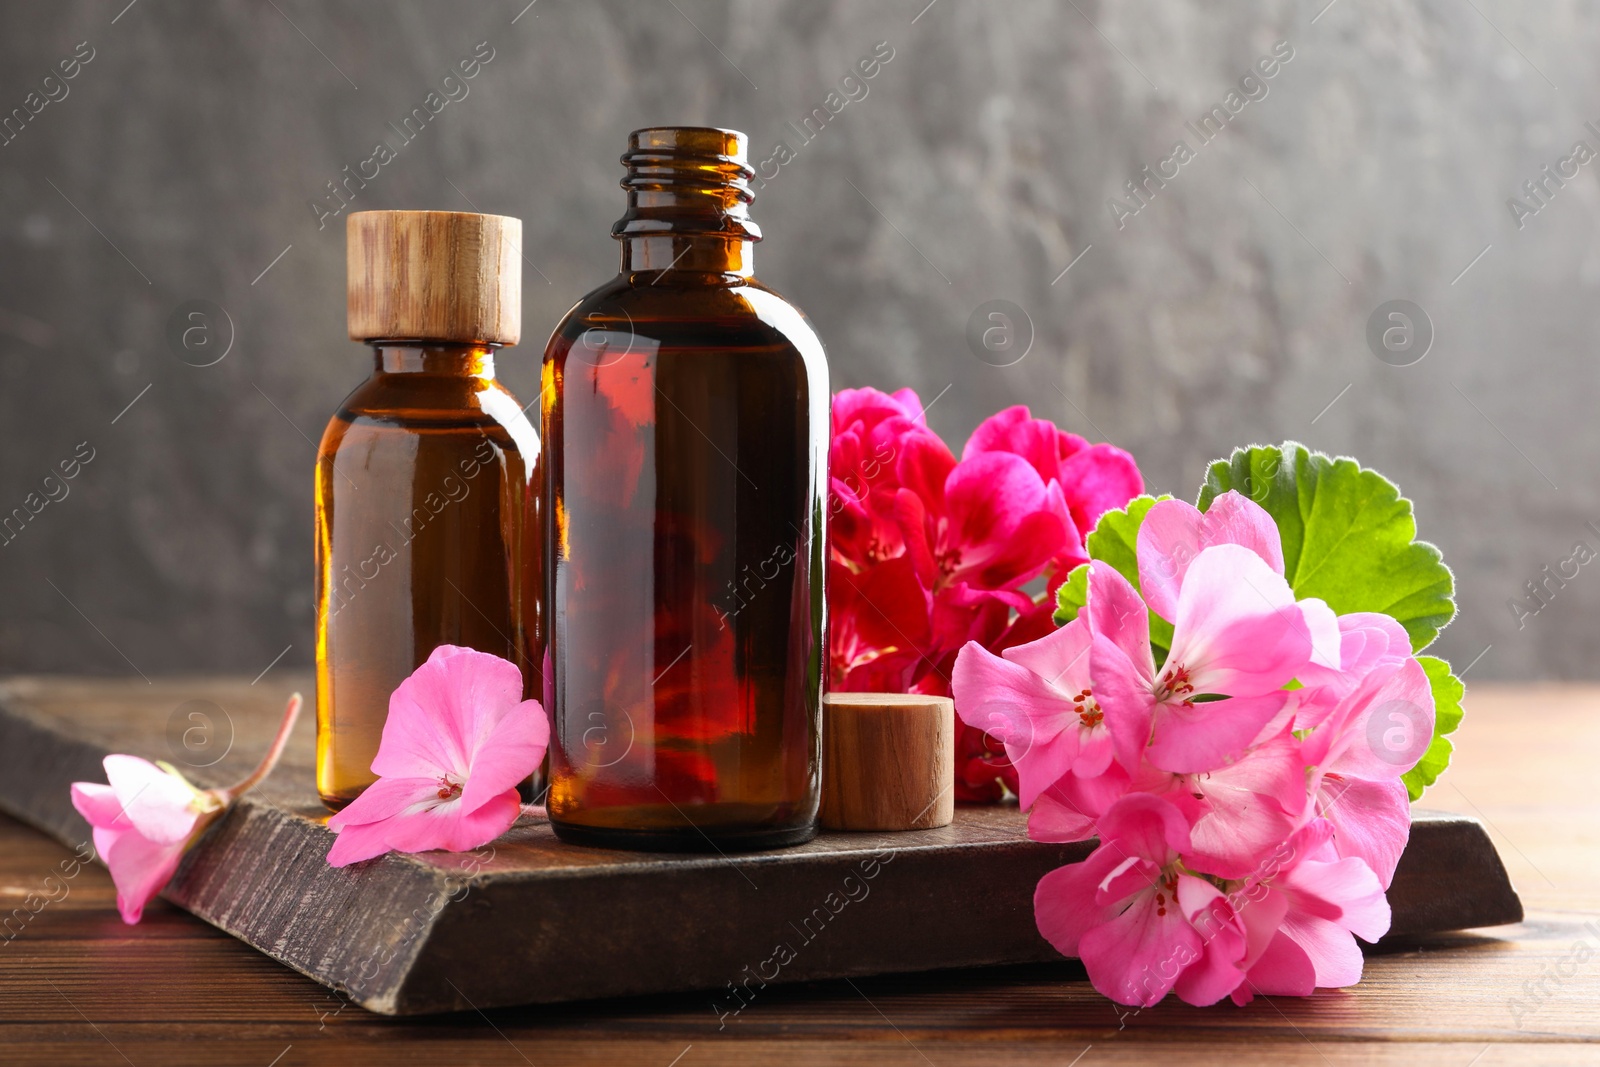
[541,127,828,851]
[315,211,542,810]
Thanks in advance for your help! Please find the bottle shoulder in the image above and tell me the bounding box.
[322,374,540,458]
[544,275,828,375]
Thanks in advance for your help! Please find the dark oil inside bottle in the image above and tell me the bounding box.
[543,128,828,851]
[315,344,543,809]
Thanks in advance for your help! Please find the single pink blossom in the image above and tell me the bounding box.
[951,615,1114,809]
[1228,819,1392,1001]
[1034,794,1218,1007]
[1088,546,1330,774]
[70,692,304,924]
[325,645,548,867]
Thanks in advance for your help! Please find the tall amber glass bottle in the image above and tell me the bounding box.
[315,210,542,810]
[542,127,828,851]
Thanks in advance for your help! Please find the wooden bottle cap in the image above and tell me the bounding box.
[346,210,521,345]
[820,693,955,832]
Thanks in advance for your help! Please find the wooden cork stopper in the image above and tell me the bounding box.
[347,210,521,345]
[820,693,955,832]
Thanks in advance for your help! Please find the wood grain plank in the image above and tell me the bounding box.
[0,680,1587,1065]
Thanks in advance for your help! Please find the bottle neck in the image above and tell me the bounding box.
[613,127,762,285]
[368,342,498,379]
[620,235,755,280]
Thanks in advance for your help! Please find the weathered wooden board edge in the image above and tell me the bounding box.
[0,677,1525,1016]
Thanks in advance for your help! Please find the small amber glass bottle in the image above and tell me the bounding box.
[315,210,543,810]
[541,127,829,851]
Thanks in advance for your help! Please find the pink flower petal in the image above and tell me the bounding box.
[327,775,442,832]
[103,754,203,845]
[1085,563,1157,770]
[1279,911,1366,989]
[459,699,548,816]
[1099,792,1193,862]
[1317,774,1411,888]
[70,781,127,828]
[1078,881,1202,1007]
[372,790,522,858]
[1165,545,1313,698]
[1136,493,1283,622]
[1027,766,1137,842]
[1239,929,1317,998]
[1034,844,1124,956]
[1147,691,1289,775]
[371,646,527,783]
[93,824,187,924]
[1173,877,1248,1006]
[1180,729,1303,878]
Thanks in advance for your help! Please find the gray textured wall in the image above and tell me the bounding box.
[1,0,1595,682]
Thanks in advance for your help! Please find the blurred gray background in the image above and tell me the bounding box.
[1,0,1594,682]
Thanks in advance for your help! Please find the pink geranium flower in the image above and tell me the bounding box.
[1299,653,1434,887]
[1088,546,1332,773]
[1034,794,1219,1006]
[1134,492,1287,622]
[70,693,303,924]
[325,645,548,867]
[951,616,1113,809]
[1227,819,1392,1001]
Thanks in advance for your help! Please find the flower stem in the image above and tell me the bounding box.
[216,692,303,804]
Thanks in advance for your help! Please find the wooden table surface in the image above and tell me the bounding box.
[0,682,1595,1066]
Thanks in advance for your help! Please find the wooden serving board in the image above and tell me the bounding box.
[0,675,1523,1016]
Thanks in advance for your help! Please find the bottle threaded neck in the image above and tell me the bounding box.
[613,127,762,243]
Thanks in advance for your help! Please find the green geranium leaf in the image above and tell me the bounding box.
[1403,655,1464,801]
[1197,443,1456,652]
[1054,494,1174,658]
[1197,441,1461,795]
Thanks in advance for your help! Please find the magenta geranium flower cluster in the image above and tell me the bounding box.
[828,387,1144,799]
[952,492,1435,1006]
